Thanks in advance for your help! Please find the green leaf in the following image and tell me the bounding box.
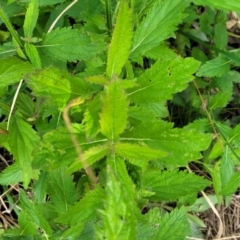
[0,163,22,185]
[46,168,78,214]
[229,71,240,83]
[231,123,240,148]
[55,186,104,225]
[9,116,40,187]
[144,43,178,60]
[209,91,232,110]
[67,144,109,174]
[96,157,137,239]
[156,208,188,240]
[23,0,39,37]
[33,171,48,204]
[19,190,52,235]
[196,56,231,77]
[0,5,23,49]
[18,211,39,236]
[84,75,109,85]
[115,143,168,170]
[131,0,189,58]
[128,57,200,103]
[25,66,71,109]
[0,42,16,59]
[213,11,228,50]
[136,209,159,239]
[100,80,129,141]
[32,125,103,171]
[106,0,133,78]
[25,43,42,68]
[83,94,102,138]
[220,172,240,196]
[142,170,209,201]
[60,222,85,239]
[193,0,240,12]
[0,57,33,88]
[16,92,35,118]
[221,148,234,182]
[129,106,157,122]
[39,27,106,62]
[122,121,212,166]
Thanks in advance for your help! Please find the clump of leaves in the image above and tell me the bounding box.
[1,0,239,239]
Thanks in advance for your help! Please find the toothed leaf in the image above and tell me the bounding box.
[39,27,106,62]
[100,80,128,141]
[106,0,133,78]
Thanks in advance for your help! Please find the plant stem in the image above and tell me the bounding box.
[105,0,112,31]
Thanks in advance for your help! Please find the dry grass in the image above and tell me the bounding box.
[199,195,240,239]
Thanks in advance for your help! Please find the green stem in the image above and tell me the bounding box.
[228,31,240,39]
[105,0,112,31]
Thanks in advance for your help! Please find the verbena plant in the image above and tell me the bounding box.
[0,0,240,239]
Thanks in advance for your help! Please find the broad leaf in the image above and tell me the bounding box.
[144,43,178,60]
[46,168,78,214]
[39,27,106,62]
[83,94,102,138]
[100,80,129,141]
[96,157,137,239]
[213,11,228,50]
[131,0,189,58]
[9,116,40,187]
[32,126,77,170]
[122,121,212,165]
[142,170,210,201]
[221,172,240,196]
[23,0,39,37]
[128,57,200,103]
[106,0,133,78]
[231,123,240,148]
[56,186,104,225]
[115,143,168,170]
[136,208,160,239]
[33,171,48,204]
[156,208,188,240]
[19,190,52,235]
[0,57,33,88]
[0,162,22,185]
[0,42,16,59]
[193,0,240,12]
[25,66,71,109]
[209,91,232,110]
[221,148,234,182]
[67,144,110,174]
[196,56,231,77]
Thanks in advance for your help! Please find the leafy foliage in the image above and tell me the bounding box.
[142,169,210,201]
[39,27,106,62]
[131,0,190,58]
[0,0,238,239]
[106,0,133,78]
[100,80,129,141]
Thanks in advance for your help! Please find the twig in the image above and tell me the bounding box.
[0,154,9,166]
[48,0,78,33]
[7,79,23,131]
[63,97,98,185]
